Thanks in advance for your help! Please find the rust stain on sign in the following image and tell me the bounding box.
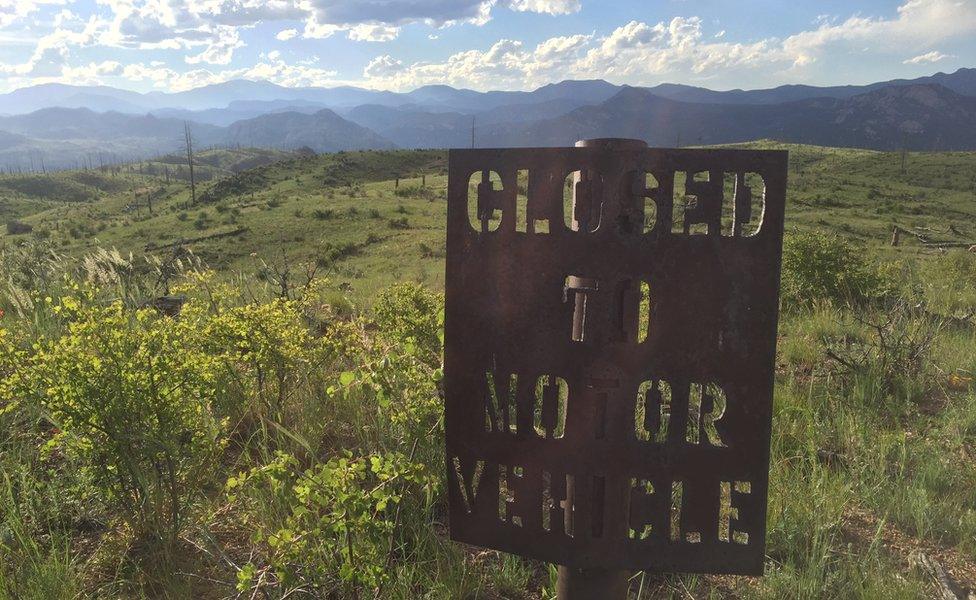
[443,142,788,575]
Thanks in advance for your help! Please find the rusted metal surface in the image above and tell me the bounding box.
[443,140,788,575]
[556,566,631,599]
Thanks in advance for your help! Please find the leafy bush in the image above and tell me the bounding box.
[316,241,360,266]
[387,217,409,230]
[819,302,941,405]
[228,450,433,594]
[781,229,879,307]
[187,293,326,423]
[372,283,442,366]
[920,250,976,317]
[5,298,224,546]
[6,220,32,235]
[394,185,437,201]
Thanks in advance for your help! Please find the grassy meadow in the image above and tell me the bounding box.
[0,142,974,598]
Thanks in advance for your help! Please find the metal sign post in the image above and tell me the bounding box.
[443,139,787,598]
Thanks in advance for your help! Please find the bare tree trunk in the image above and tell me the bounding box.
[184,121,197,205]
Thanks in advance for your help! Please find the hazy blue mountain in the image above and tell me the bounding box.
[0,68,974,169]
[646,67,976,105]
[0,108,222,143]
[157,80,406,111]
[226,98,331,112]
[0,83,155,115]
[151,103,329,127]
[0,69,973,118]
[344,95,595,147]
[401,79,622,112]
[222,109,395,152]
[0,80,408,115]
[0,106,392,169]
[345,105,471,148]
[0,130,31,146]
[474,96,597,124]
[482,83,976,151]
[0,78,623,116]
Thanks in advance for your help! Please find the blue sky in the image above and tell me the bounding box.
[0,0,973,93]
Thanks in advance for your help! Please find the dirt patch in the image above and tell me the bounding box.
[843,505,976,598]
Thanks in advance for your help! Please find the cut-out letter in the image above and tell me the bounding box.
[635,380,671,442]
[534,375,568,439]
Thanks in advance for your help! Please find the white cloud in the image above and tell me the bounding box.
[903,50,953,64]
[120,52,340,91]
[556,0,976,85]
[303,0,492,27]
[347,23,400,42]
[4,0,976,95]
[191,0,305,26]
[0,0,586,91]
[358,0,976,92]
[238,54,339,87]
[276,28,297,40]
[59,60,123,83]
[363,54,404,78]
[782,0,976,68]
[362,34,593,90]
[0,0,66,29]
[97,1,252,64]
[0,10,102,77]
[184,26,244,65]
[300,0,581,38]
[571,17,781,80]
[301,19,341,39]
[508,0,581,16]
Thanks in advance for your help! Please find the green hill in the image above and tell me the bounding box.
[0,142,975,599]
[1,142,974,301]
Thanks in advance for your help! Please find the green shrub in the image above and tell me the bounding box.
[228,450,433,594]
[188,295,325,422]
[372,283,442,366]
[387,217,409,230]
[394,185,436,201]
[5,299,224,546]
[6,220,32,235]
[781,229,879,307]
[819,302,940,406]
[921,250,976,317]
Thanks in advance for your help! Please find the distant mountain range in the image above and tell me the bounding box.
[0,107,395,169]
[479,83,976,150]
[0,68,974,170]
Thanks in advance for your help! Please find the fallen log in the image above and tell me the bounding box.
[922,241,976,249]
[145,226,248,251]
[912,552,973,600]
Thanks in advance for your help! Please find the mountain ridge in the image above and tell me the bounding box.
[2,68,972,117]
[1,70,976,170]
[482,82,976,151]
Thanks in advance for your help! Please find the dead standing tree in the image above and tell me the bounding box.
[183,121,197,205]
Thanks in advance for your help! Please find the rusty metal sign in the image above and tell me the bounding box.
[443,140,787,575]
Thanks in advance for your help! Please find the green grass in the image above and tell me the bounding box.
[1,148,448,302]
[3,142,974,305]
[0,142,974,598]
